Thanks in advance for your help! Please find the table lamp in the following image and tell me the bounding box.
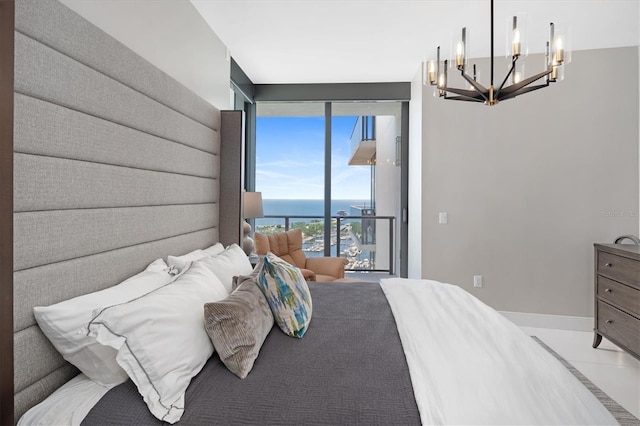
[242,191,264,256]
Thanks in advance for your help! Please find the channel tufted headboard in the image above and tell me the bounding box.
[13,0,229,420]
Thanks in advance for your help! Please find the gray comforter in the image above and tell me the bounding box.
[82,281,421,425]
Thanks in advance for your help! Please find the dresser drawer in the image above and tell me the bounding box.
[597,276,640,316]
[598,301,640,355]
[597,251,640,289]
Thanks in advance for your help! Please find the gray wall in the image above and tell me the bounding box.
[419,46,639,317]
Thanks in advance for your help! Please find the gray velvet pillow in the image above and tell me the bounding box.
[203,276,273,378]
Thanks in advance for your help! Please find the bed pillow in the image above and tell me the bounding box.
[33,258,173,386]
[256,252,313,338]
[199,244,253,294]
[87,261,227,424]
[204,275,274,378]
[166,243,225,272]
[203,242,225,257]
[167,249,208,272]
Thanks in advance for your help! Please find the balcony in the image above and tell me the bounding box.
[349,116,376,165]
[254,213,395,274]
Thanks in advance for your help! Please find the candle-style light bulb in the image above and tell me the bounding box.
[428,60,436,85]
[555,37,564,64]
[512,28,521,57]
[512,16,521,57]
[438,72,445,89]
[513,71,522,84]
[455,41,464,69]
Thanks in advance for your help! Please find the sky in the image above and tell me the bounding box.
[256,115,372,200]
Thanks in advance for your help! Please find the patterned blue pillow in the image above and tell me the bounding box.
[256,252,312,338]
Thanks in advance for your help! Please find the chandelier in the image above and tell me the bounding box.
[425,0,567,106]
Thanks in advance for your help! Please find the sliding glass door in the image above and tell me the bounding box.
[254,101,403,274]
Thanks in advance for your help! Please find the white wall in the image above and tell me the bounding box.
[60,0,230,110]
[408,68,424,278]
[414,47,639,317]
[374,115,401,272]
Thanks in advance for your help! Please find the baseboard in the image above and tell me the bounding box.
[499,311,593,332]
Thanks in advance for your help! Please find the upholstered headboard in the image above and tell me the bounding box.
[13,0,224,420]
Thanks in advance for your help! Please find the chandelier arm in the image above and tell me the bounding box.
[495,57,518,98]
[498,69,552,96]
[442,86,487,102]
[444,95,486,103]
[497,83,550,102]
[459,72,489,101]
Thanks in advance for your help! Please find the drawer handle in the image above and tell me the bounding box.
[605,263,613,267]
[605,288,612,293]
[606,319,614,324]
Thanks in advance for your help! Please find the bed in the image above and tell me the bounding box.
[9,0,622,425]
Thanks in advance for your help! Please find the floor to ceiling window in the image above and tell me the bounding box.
[253,101,402,273]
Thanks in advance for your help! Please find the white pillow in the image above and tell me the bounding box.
[203,242,225,257]
[167,243,225,272]
[87,261,228,423]
[33,259,173,386]
[198,244,253,293]
[167,249,208,272]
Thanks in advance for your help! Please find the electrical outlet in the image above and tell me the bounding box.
[473,275,483,288]
[439,212,448,224]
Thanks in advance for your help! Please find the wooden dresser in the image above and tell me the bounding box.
[593,244,640,360]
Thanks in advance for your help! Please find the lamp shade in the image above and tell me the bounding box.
[243,191,264,219]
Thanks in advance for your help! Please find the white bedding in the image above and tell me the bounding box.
[17,374,112,426]
[20,278,619,425]
[380,278,617,425]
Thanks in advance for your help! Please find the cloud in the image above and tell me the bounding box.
[255,169,295,180]
[258,159,323,169]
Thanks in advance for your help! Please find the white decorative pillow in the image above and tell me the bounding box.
[167,249,208,272]
[256,253,313,338]
[198,244,253,294]
[203,242,225,257]
[33,258,173,386]
[167,243,226,272]
[87,261,228,424]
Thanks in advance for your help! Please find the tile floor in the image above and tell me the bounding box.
[521,326,640,419]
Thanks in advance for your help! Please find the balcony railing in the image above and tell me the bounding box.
[254,214,396,274]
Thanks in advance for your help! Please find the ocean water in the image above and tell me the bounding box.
[257,199,371,226]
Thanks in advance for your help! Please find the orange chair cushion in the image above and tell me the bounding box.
[254,229,307,269]
[254,229,346,282]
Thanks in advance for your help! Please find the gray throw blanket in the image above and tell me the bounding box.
[82,281,421,425]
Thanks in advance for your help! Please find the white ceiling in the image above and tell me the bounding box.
[191,0,640,84]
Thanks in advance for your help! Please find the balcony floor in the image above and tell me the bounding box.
[343,271,396,282]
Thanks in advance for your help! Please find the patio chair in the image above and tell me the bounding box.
[254,229,348,282]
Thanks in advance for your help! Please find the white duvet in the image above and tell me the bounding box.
[381,278,617,425]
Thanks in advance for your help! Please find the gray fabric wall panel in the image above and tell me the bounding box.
[14,365,78,423]
[14,0,223,419]
[13,228,218,333]
[15,94,220,177]
[219,111,244,246]
[14,327,67,394]
[14,204,217,271]
[14,154,218,212]
[15,0,219,131]
[15,32,217,154]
